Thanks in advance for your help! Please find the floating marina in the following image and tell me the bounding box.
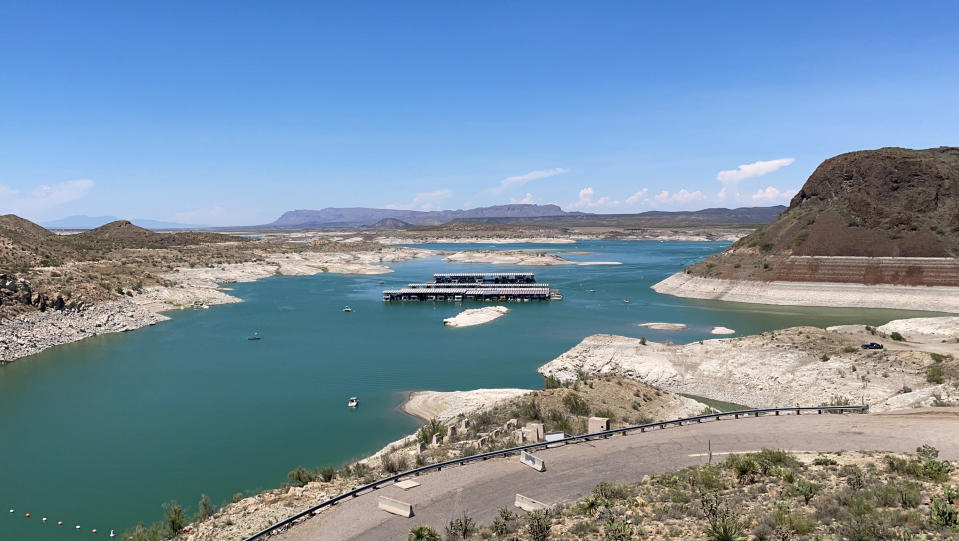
[383,273,561,302]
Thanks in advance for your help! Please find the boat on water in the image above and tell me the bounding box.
[343,306,352,312]
[247,332,261,341]
[623,299,630,304]
[347,397,359,408]
[587,289,596,293]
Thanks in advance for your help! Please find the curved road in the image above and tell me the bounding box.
[278,409,959,541]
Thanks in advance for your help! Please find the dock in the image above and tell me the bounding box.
[383,273,561,302]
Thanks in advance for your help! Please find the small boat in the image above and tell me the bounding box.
[587,289,596,293]
[343,306,352,312]
[347,397,359,408]
[623,299,630,304]
[247,332,261,341]
[378,280,385,284]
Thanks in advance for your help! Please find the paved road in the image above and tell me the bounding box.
[278,409,959,541]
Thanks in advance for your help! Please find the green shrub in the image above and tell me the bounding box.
[890,331,905,341]
[562,393,591,416]
[407,525,441,541]
[526,510,552,541]
[231,492,243,503]
[286,466,317,487]
[930,497,959,527]
[319,465,335,482]
[515,398,542,421]
[417,418,443,445]
[930,352,951,363]
[640,336,647,345]
[444,512,476,540]
[121,522,168,541]
[843,346,857,353]
[162,501,186,536]
[196,494,215,521]
[927,364,944,384]
[793,480,820,504]
[544,375,564,389]
[593,482,634,501]
[813,456,838,466]
[382,453,407,474]
[603,518,633,540]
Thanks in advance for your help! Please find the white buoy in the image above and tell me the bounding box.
[110,530,115,537]
[76,524,81,530]
[43,517,48,522]
[8,509,13,513]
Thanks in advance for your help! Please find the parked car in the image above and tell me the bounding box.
[861,342,884,350]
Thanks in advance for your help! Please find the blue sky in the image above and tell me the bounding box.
[1,1,957,225]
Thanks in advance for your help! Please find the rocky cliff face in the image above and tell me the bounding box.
[684,147,959,285]
[0,274,76,313]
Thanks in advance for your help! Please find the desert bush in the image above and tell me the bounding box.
[286,466,317,487]
[196,494,215,521]
[927,364,944,384]
[594,481,633,501]
[931,497,959,527]
[813,456,838,466]
[417,418,443,445]
[162,501,186,536]
[445,512,476,540]
[562,392,591,416]
[319,465,335,482]
[603,518,633,540]
[890,331,905,341]
[407,525,441,541]
[382,453,408,474]
[525,510,552,541]
[544,375,563,389]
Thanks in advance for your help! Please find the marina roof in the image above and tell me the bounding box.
[384,288,550,295]
[433,272,535,277]
[405,283,548,288]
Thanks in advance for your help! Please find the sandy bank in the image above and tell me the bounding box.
[652,272,959,313]
[710,326,736,335]
[877,317,959,339]
[377,236,576,245]
[538,326,959,411]
[638,322,688,331]
[444,250,620,266]
[401,388,533,421]
[443,306,509,327]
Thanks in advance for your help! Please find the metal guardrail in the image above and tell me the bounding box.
[243,404,868,540]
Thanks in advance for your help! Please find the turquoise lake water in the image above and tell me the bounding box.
[0,241,942,540]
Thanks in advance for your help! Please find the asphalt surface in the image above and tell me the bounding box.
[277,408,959,541]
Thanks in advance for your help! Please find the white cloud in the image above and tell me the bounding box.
[750,186,797,204]
[625,188,649,205]
[0,179,95,218]
[717,158,795,185]
[510,192,536,204]
[494,168,568,192]
[568,186,620,209]
[654,189,706,204]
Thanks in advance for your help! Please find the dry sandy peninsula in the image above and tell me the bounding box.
[401,388,534,421]
[443,306,509,327]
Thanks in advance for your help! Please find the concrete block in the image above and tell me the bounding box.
[460,418,471,430]
[588,417,610,433]
[431,433,441,447]
[513,429,526,444]
[416,441,426,453]
[378,496,413,517]
[520,451,545,472]
[514,493,548,512]
[525,422,544,442]
[505,418,518,430]
[491,428,501,438]
[394,480,420,490]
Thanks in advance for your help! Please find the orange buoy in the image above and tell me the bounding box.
[58,521,63,526]
[92,529,97,533]
[26,513,31,518]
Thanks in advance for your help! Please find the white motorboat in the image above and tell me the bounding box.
[347,397,359,408]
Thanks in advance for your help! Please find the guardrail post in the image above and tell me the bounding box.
[640,427,645,432]
[734,413,739,419]
[796,408,801,415]
[775,411,779,416]
[754,412,759,417]
[818,409,822,414]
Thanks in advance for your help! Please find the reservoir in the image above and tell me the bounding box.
[0,241,940,540]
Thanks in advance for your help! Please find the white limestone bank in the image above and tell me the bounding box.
[402,388,534,421]
[877,317,959,340]
[444,250,620,266]
[711,326,736,335]
[443,306,509,327]
[0,247,438,364]
[638,322,688,331]
[652,272,959,313]
[537,329,959,411]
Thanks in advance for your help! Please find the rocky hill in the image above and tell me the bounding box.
[683,147,959,285]
[365,217,411,229]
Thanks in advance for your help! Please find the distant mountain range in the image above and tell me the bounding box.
[268,204,574,228]
[40,215,209,230]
